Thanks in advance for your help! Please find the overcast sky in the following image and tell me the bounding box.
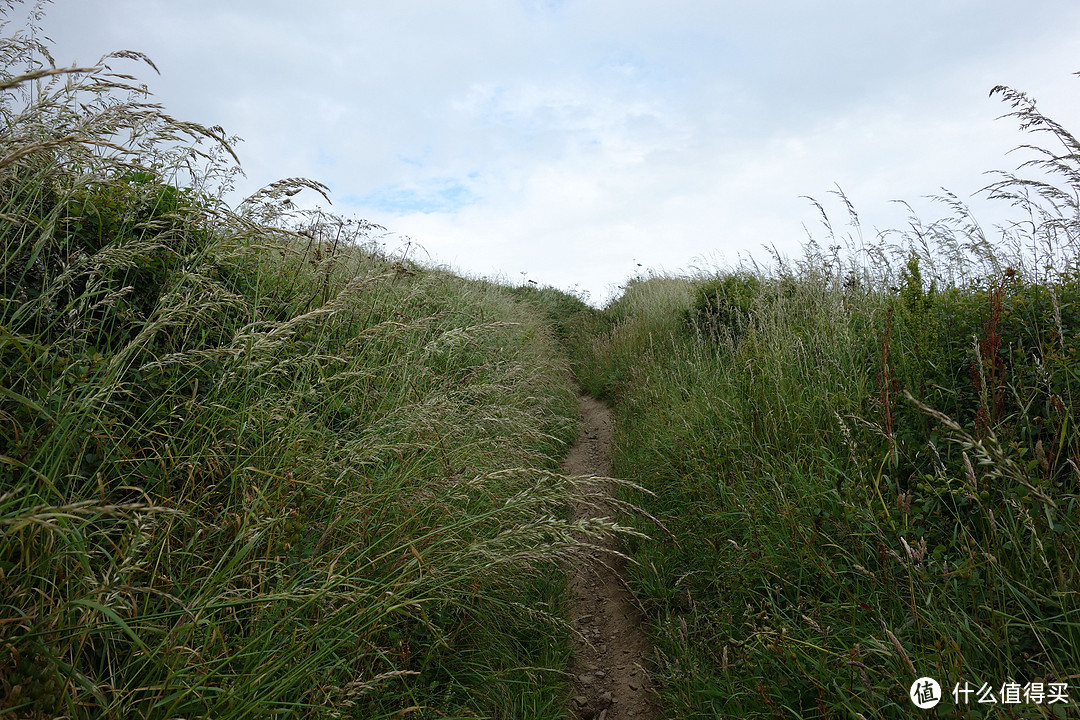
[33,1,1080,303]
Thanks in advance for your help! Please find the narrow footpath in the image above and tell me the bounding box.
[563,395,661,720]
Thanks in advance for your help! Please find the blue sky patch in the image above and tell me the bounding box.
[346,177,478,215]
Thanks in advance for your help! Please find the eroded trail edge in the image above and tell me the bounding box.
[563,395,660,720]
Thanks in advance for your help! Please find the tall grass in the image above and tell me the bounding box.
[574,81,1080,718]
[0,8,621,718]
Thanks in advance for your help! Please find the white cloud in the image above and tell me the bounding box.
[32,0,1080,303]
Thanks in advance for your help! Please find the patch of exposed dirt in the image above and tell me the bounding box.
[563,394,660,720]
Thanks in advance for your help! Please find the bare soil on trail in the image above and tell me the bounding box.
[563,395,660,720]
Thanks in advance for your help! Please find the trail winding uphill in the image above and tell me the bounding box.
[563,395,660,720]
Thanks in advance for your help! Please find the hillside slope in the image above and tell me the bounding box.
[0,26,619,719]
[569,92,1080,718]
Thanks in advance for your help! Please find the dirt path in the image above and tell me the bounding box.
[563,395,660,720]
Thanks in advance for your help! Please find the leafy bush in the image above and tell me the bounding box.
[686,272,761,344]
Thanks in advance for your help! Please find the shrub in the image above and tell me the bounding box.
[686,272,761,344]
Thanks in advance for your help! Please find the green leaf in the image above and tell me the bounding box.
[69,598,149,653]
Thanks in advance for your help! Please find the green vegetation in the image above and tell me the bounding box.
[6,3,1080,718]
[0,10,620,719]
[572,90,1080,717]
